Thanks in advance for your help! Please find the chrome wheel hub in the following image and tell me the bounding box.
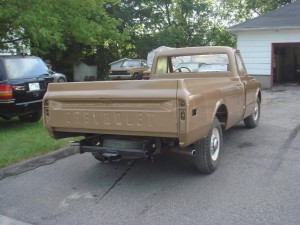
[210,128,220,161]
[253,102,259,121]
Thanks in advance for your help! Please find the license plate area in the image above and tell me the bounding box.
[29,82,40,91]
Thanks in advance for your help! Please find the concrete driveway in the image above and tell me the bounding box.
[0,85,299,225]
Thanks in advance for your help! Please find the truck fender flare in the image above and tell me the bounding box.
[211,99,227,126]
[256,89,262,103]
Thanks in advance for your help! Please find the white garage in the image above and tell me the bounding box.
[228,0,300,88]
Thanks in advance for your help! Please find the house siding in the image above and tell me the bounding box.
[236,29,300,87]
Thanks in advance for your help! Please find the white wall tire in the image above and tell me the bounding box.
[194,117,223,174]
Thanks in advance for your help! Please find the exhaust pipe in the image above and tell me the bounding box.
[169,148,196,156]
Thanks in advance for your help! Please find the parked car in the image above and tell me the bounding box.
[48,70,67,82]
[0,55,54,122]
[109,59,149,80]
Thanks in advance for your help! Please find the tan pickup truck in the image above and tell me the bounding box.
[43,46,261,174]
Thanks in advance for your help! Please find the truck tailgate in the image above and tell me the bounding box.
[44,80,179,137]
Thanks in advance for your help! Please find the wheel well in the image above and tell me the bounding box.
[216,104,228,125]
[258,91,262,103]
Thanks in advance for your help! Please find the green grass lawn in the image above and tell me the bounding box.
[0,117,80,168]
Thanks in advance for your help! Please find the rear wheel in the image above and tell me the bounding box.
[244,99,260,128]
[19,110,42,122]
[194,117,222,174]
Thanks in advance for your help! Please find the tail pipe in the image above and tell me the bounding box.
[169,148,196,156]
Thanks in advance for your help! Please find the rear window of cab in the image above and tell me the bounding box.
[155,54,229,75]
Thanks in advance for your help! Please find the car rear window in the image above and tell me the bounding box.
[122,60,141,67]
[155,53,230,75]
[4,58,49,79]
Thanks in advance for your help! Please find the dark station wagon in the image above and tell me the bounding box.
[0,55,53,122]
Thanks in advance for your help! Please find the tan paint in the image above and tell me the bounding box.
[43,47,261,148]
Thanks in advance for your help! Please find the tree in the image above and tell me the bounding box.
[219,0,296,25]
[108,0,233,59]
[244,0,294,15]
[0,0,127,51]
[0,0,130,80]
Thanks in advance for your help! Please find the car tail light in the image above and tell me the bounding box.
[0,84,13,99]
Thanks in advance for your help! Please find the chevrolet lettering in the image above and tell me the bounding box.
[64,111,155,127]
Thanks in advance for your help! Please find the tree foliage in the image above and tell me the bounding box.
[244,0,294,15]
[219,0,295,24]
[0,0,127,52]
[108,0,234,59]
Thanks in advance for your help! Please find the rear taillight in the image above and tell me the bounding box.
[0,84,13,99]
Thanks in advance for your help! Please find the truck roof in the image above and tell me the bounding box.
[155,46,236,57]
